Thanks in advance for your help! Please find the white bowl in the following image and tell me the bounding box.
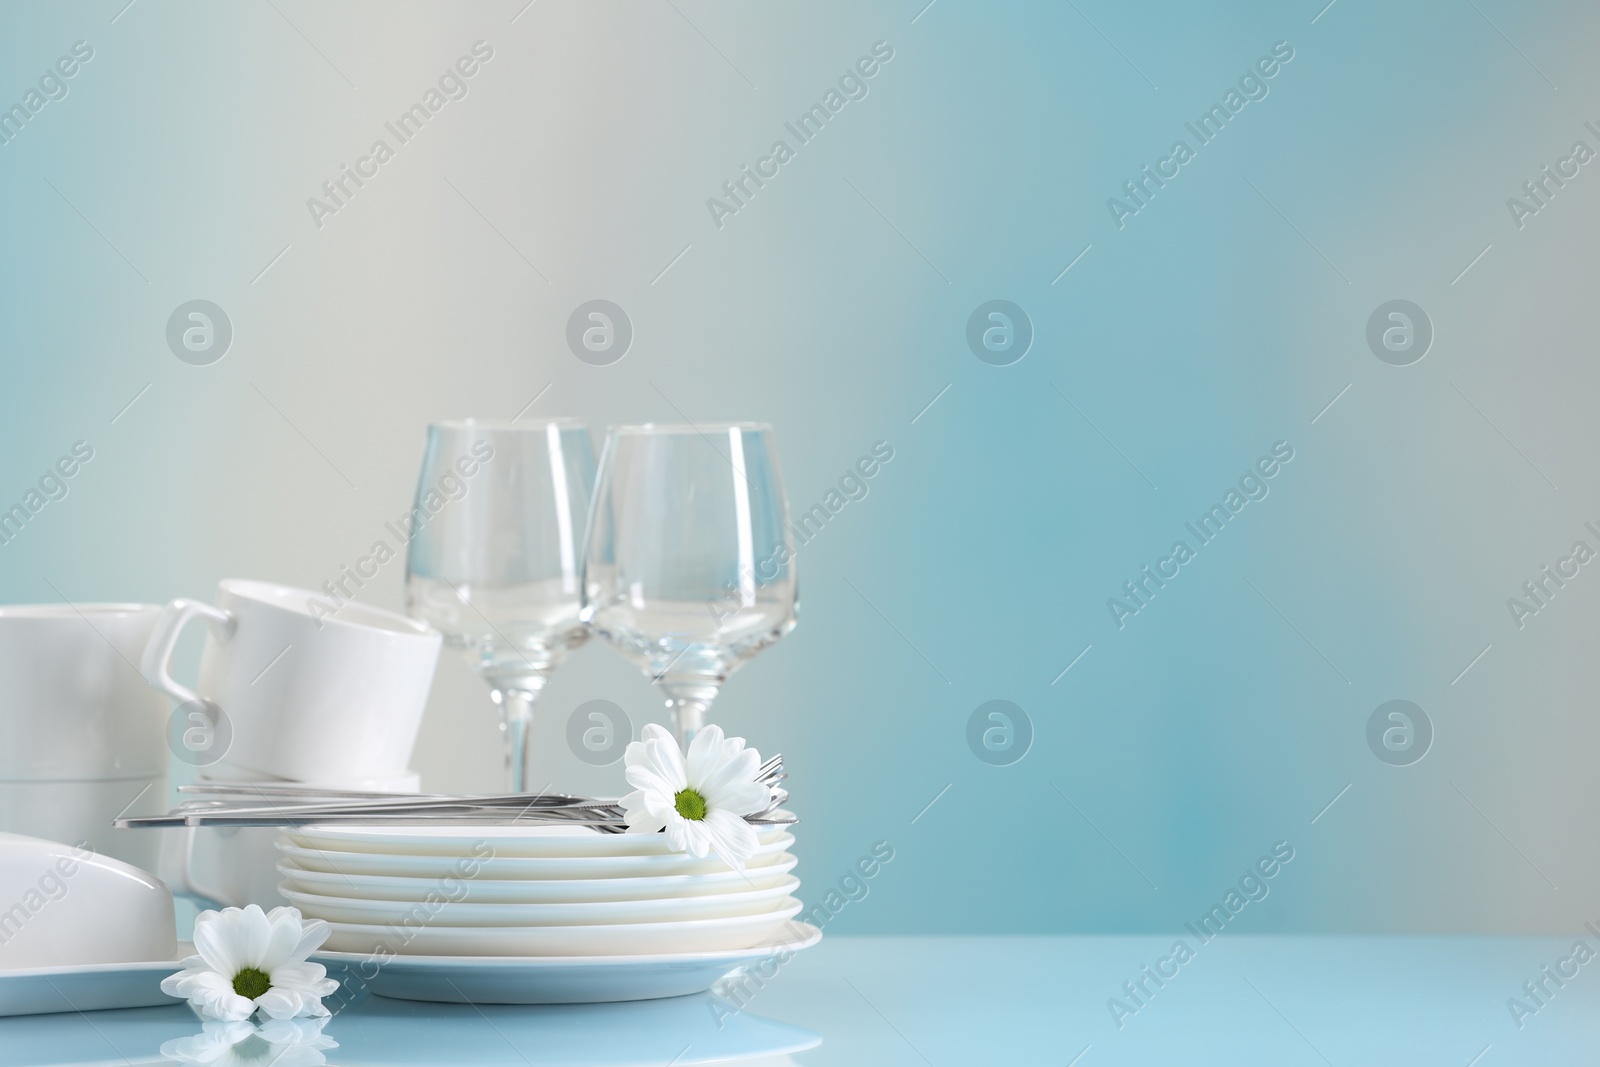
[321,899,804,956]
[277,853,799,903]
[276,833,794,880]
[281,876,799,926]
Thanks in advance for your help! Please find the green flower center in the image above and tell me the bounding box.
[232,966,272,1000]
[674,788,708,821]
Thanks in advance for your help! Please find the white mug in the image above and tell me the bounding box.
[140,579,442,782]
[0,603,168,781]
[0,778,164,875]
[0,603,169,872]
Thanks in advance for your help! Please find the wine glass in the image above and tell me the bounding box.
[405,419,596,791]
[580,423,798,746]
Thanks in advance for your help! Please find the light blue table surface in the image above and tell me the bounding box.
[3,935,1596,1065]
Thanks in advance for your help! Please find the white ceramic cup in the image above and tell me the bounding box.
[0,604,169,872]
[0,603,168,781]
[0,778,164,874]
[140,580,442,782]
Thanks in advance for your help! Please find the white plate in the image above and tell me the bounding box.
[277,853,799,903]
[283,876,799,927]
[313,923,821,1003]
[278,834,794,880]
[289,821,792,858]
[0,944,190,1017]
[322,899,803,956]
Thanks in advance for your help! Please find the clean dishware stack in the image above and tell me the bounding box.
[278,822,805,957]
[0,417,814,1011]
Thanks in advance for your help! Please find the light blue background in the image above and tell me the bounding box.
[1,0,1596,937]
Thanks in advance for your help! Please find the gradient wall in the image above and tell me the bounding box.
[1,0,1596,934]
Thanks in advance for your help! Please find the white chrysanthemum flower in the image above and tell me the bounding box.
[160,905,339,1022]
[620,723,770,870]
[159,1017,337,1067]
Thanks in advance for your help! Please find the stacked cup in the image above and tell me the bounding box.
[140,579,443,908]
[0,604,170,872]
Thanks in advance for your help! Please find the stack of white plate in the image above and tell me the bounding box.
[280,822,818,1003]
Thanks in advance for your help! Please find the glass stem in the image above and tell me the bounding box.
[487,671,549,794]
[656,676,719,748]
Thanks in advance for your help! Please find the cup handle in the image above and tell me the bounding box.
[140,598,235,706]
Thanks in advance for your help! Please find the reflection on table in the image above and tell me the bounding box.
[0,990,818,1067]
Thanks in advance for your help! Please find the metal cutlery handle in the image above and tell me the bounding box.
[115,755,794,832]
[113,809,799,829]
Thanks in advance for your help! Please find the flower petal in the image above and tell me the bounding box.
[623,764,675,795]
[159,968,202,998]
[625,724,686,792]
[290,918,332,962]
[270,960,338,998]
[706,780,771,817]
[190,911,238,976]
[258,908,305,972]
[661,815,690,854]
[696,754,760,805]
[684,724,726,786]
[645,736,687,789]
[699,744,760,798]
[701,808,760,870]
[636,722,673,745]
[623,811,667,835]
[168,970,255,1022]
[681,724,762,809]
[236,904,273,970]
[678,820,715,859]
[255,985,308,1021]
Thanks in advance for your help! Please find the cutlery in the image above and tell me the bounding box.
[113,756,793,831]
